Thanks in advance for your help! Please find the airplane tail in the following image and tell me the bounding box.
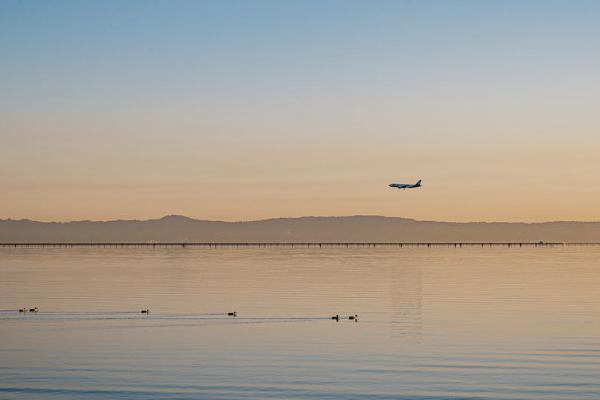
[415,179,422,186]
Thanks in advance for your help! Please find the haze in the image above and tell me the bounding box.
[2,1,599,222]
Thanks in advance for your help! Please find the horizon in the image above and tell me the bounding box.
[3,213,600,225]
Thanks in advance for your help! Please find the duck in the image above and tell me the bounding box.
[227,312,237,317]
[331,314,339,321]
[140,309,150,314]
[348,314,358,321]
[29,307,39,312]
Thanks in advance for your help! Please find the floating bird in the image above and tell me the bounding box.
[331,314,340,321]
[227,312,237,317]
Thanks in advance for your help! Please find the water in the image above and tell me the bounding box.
[1,247,599,399]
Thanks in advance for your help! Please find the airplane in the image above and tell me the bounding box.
[389,179,422,190]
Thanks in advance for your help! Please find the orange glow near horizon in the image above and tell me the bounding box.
[2,2,599,223]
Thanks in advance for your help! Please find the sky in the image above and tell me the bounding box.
[1,0,599,222]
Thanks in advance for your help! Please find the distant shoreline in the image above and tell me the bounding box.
[2,242,600,248]
[3,216,600,243]
[2,215,599,225]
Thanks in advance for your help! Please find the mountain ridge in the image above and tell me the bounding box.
[1,215,600,243]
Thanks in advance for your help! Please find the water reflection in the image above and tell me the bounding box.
[389,262,422,339]
[1,247,600,400]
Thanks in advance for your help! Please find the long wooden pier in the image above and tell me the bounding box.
[1,242,600,248]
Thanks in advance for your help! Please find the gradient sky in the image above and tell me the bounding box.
[1,0,599,222]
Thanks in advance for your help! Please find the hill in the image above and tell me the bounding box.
[1,215,600,243]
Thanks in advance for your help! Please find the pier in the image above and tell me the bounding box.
[1,242,600,248]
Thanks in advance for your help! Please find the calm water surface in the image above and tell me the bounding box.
[1,247,599,399]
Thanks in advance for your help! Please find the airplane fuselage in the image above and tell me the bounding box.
[389,179,422,189]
